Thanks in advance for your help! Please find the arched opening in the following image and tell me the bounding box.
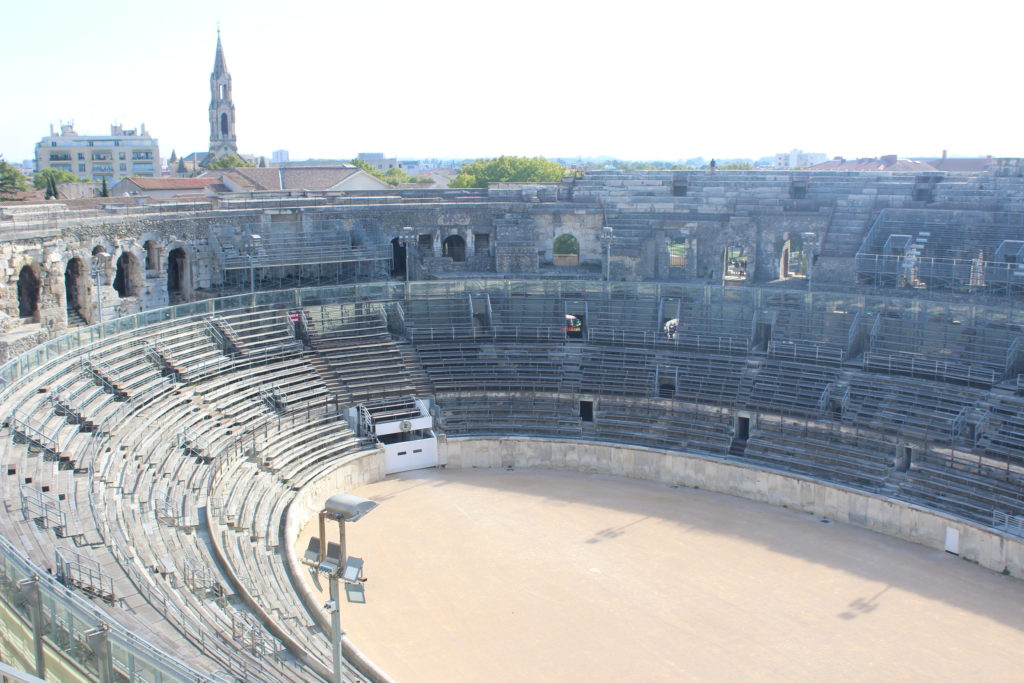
[442,235,466,262]
[17,266,40,320]
[779,232,812,280]
[553,234,580,266]
[113,252,141,298]
[167,247,189,302]
[64,258,88,323]
[391,237,406,277]
[723,245,748,283]
[143,240,160,271]
[667,240,687,268]
[220,112,229,136]
[658,373,675,398]
[220,84,227,99]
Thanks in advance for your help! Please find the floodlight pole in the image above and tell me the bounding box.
[329,573,343,682]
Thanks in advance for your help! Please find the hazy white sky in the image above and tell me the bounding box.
[4,0,1021,164]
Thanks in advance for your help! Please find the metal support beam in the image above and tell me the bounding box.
[15,577,44,678]
[85,624,113,682]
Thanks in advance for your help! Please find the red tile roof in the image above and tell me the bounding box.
[215,167,367,191]
[807,157,938,172]
[120,177,220,190]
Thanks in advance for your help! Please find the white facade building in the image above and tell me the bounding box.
[773,149,827,169]
[34,123,160,182]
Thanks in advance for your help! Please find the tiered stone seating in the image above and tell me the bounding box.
[844,375,986,442]
[415,342,570,393]
[437,393,582,439]
[593,398,732,456]
[304,303,420,402]
[401,296,478,340]
[744,360,839,417]
[767,308,856,364]
[865,313,1020,386]
[743,418,895,490]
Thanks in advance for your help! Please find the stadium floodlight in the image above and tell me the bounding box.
[344,582,366,604]
[324,494,378,523]
[317,495,378,683]
[341,557,364,584]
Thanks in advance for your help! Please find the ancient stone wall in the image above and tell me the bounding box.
[4,169,1024,345]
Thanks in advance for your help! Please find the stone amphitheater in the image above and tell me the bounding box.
[1,168,1024,681]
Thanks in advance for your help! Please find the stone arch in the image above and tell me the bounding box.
[723,245,749,283]
[167,247,190,301]
[553,233,579,266]
[64,257,88,323]
[113,251,142,298]
[16,265,40,320]
[778,232,811,280]
[220,113,229,136]
[391,237,407,277]
[442,235,466,262]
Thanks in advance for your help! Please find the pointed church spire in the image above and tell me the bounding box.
[207,29,238,164]
[212,29,229,77]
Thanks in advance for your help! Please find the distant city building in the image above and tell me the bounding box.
[773,149,827,169]
[207,31,238,164]
[34,122,159,182]
[272,149,290,164]
[357,153,402,172]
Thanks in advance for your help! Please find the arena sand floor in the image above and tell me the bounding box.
[297,468,1024,681]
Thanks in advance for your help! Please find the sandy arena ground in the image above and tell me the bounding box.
[296,468,1024,682]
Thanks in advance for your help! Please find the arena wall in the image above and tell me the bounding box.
[442,437,1024,577]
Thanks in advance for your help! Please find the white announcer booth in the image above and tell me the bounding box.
[350,397,438,473]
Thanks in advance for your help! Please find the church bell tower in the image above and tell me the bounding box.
[208,30,238,162]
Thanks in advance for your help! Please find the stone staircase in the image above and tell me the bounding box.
[66,308,88,328]
[821,199,876,257]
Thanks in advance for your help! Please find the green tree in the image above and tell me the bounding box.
[32,167,79,190]
[553,234,579,255]
[715,162,753,170]
[350,158,411,186]
[44,174,59,200]
[0,157,29,199]
[382,166,410,185]
[450,156,566,188]
[100,176,109,197]
[206,154,256,169]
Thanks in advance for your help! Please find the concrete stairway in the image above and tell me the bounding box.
[821,199,875,257]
